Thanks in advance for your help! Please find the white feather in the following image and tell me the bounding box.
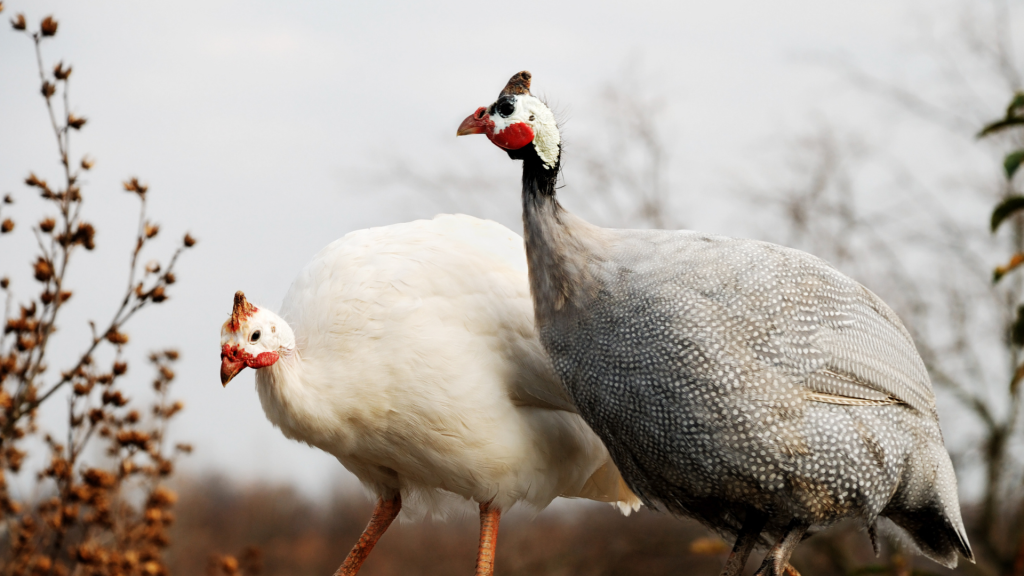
[229,214,641,519]
[491,95,561,169]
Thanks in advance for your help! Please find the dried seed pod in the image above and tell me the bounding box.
[101,389,128,406]
[123,177,148,195]
[33,257,53,282]
[66,114,86,130]
[105,330,129,345]
[147,487,177,507]
[53,61,71,80]
[39,15,57,36]
[24,173,44,188]
[82,468,116,488]
[151,286,166,303]
[115,430,150,448]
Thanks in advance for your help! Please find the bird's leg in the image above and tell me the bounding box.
[475,500,502,576]
[753,520,808,576]
[720,512,768,576]
[333,494,402,576]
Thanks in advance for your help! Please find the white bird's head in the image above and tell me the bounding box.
[456,70,561,171]
[219,291,294,386]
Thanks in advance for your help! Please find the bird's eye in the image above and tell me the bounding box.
[250,330,261,344]
[497,98,516,118]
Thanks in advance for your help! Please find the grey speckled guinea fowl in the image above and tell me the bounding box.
[456,71,974,576]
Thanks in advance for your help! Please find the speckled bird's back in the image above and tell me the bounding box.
[539,227,968,566]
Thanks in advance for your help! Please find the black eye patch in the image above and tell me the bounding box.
[496,96,516,118]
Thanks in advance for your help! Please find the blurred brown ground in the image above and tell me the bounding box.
[167,476,928,576]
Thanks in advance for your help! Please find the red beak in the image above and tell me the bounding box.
[457,107,491,136]
[221,358,245,386]
[220,345,247,386]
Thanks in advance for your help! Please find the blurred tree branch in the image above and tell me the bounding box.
[0,10,194,574]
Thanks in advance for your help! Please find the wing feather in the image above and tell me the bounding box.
[607,230,936,415]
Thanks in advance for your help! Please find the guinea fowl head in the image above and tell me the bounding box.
[456,71,561,171]
[219,291,294,386]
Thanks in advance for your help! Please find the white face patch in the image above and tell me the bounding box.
[220,308,296,355]
[490,95,560,170]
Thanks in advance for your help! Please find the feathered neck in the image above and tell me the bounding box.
[253,346,329,447]
[520,151,605,326]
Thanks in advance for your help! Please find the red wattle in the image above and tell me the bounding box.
[220,344,248,385]
[248,351,280,369]
[221,344,244,362]
[488,122,534,150]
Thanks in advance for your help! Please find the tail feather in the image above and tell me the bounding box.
[883,451,973,568]
[572,459,643,515]
[883,506,973,568]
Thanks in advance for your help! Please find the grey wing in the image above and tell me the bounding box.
[724,240,936,415]
[612,230,937,416]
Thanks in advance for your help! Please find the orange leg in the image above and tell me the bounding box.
[334,494,401,576]
[474,501,502,576]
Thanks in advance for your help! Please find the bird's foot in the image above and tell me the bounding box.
[475,500,502,576]
[752,521,807,576]
[720,512,768,576]
[334,494,401,576]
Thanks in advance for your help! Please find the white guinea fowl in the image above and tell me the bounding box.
[219,214,640,576]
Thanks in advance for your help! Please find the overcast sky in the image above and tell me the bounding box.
[0,0,1011,496]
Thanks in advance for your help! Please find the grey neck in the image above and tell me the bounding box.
[520,153,603,326]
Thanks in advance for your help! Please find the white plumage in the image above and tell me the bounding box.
[219,214,639,575]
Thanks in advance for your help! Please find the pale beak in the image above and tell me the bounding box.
[220,355,246,386]
[457,107,490,136]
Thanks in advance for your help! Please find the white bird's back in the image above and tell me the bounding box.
[251,214,639,518]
